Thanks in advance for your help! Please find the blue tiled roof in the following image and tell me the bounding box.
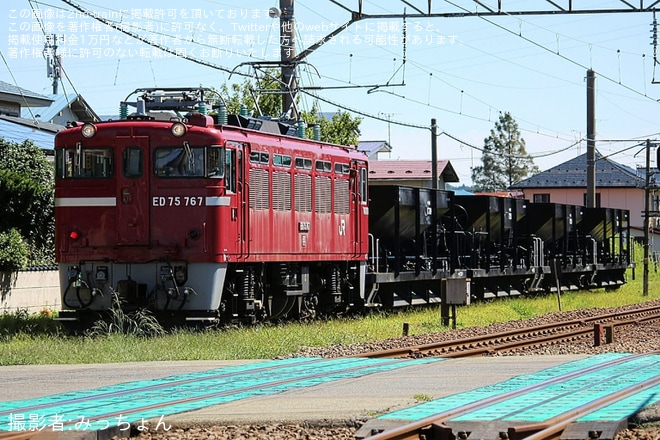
[20,93,99,123]
[357,140,392,157]
[0,117,59,150]
[511,151,641,189]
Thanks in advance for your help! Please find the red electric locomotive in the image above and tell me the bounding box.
[55,88,369,326]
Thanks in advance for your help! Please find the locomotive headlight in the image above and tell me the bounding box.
[171,121,187,137]
[81,123,97,138]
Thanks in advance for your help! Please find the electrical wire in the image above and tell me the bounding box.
[300,87,587,161]
[292,1,584,142]
[38,0,660,162]
[28,0,99,121]
[0,50,39,123]
[443,0,660,103]
[57,0,254,78]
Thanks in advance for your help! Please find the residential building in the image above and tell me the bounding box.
[510,151,660,250]
[0,80,98,151]
[0,80,55,150]
[357,140,392,160]
[367,159,460,190]
[21,93,98,126]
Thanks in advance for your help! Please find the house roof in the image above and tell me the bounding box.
[357,140,392,158]
[0,116,61,150]
[510,151,642,189]
[368,160,460,183]
[0,80,53,108]
[474,190,525,198]
[21,93,99,123]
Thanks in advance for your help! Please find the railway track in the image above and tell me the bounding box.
[0,357,438,439]
[355,352,660,440]
[2,304,660,440]
[358,303,660,359]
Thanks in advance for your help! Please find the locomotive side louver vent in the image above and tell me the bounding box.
[249,168,270,210]
[295,174,312,212]
[315,176,332,214]
[273,171,292,211]
[334,179,350,214]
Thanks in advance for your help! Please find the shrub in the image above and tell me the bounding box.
[0,308,62,339]
[0,229,29,272]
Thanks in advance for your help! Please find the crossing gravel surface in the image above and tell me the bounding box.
[130,299,660,440]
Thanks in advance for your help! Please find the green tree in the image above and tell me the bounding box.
[214,70,362,145]
[301,105,362,146]
[471,112,539,192]
[0,139,55,268]
[218,71,282,118]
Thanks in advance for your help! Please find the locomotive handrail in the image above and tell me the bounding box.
[368,233,379,273]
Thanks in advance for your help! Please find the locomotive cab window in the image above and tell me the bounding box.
[154,146,224,178]
[207,146,225,179]
[56,146,113,179]
[224,141,243,193]
[224,149,236,192]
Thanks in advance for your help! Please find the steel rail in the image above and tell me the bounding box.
[516,370,660,440]
[358,304,660,359]
[0,433,37,440]
[359,352,659,440]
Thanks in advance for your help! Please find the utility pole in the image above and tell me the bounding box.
[643,139,651,296]
[279,0,297,119]
[431,118,438,190]
[44,34,61,94]
[586,69,596,208]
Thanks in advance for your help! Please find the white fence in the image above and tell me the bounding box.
[0,270,61,314]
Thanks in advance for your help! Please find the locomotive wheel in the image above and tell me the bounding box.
[299,294,318,321]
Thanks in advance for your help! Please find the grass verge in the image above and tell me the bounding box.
[1,257,658,365]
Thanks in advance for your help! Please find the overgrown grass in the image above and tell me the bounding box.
[1,251,659,366]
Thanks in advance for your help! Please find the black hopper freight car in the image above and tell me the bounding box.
[365,187,632,307]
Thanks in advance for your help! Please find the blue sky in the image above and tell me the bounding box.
[2,1,659,184]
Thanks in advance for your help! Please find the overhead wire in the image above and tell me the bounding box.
[444,0,660,103]
[310,1,660,160]
[294,1,585,142]
[301,86,590,161]
[25,0,658,164]
[291,2,639,160]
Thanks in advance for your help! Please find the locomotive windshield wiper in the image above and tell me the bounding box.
[183,141,194,172]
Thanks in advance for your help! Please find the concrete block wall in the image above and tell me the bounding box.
[0,270,61,314]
